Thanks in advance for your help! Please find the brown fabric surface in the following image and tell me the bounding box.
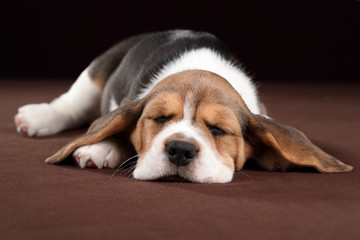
[1,79,359,240]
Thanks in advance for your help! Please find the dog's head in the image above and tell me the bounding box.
[46,70,353,183]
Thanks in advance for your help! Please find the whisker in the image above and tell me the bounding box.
[119,155,139,168]
[238,170,251,178]
[121,164,136,179]
[125,166,136,179]
[111,155,139,178]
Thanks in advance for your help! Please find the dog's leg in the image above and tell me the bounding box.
[15,33,150,137]
[15,67,101,137]
[73,137,135,169]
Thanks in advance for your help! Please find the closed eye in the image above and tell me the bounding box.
[207,124,227,136]
[152,116,173,124]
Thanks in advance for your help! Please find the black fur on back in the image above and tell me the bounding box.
[89,30,239,114]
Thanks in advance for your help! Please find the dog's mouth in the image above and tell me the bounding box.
[155,175,192,183]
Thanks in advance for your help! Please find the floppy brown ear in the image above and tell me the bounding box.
[45,100,145,165]
[244,114,353,173]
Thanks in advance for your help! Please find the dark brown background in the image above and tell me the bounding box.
[2,80,359,240]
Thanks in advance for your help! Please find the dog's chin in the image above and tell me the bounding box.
[151,172,234,184]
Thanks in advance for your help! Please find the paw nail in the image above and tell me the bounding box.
[104,160,109,168]
[21,127,28,133]
[86,160,96,168]
[75,154,81,163]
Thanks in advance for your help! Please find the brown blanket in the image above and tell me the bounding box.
[1,79,359,240]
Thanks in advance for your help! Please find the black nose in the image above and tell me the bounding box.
[166,140,197,166]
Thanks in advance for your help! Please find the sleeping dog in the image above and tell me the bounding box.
[15,30,353,183]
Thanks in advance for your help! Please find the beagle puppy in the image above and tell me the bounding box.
[15,30,353,183]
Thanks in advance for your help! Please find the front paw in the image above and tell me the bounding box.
[73,139,122,169]
[15,103,67,137]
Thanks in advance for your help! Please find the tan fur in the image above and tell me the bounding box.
[244,115,353,173]
[130,71,246,171]
[130,92,184,158]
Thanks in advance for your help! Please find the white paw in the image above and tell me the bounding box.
[15,103,71,137]
[73,139,122,169]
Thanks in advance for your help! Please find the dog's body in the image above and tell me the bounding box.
[15,30,352,183]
